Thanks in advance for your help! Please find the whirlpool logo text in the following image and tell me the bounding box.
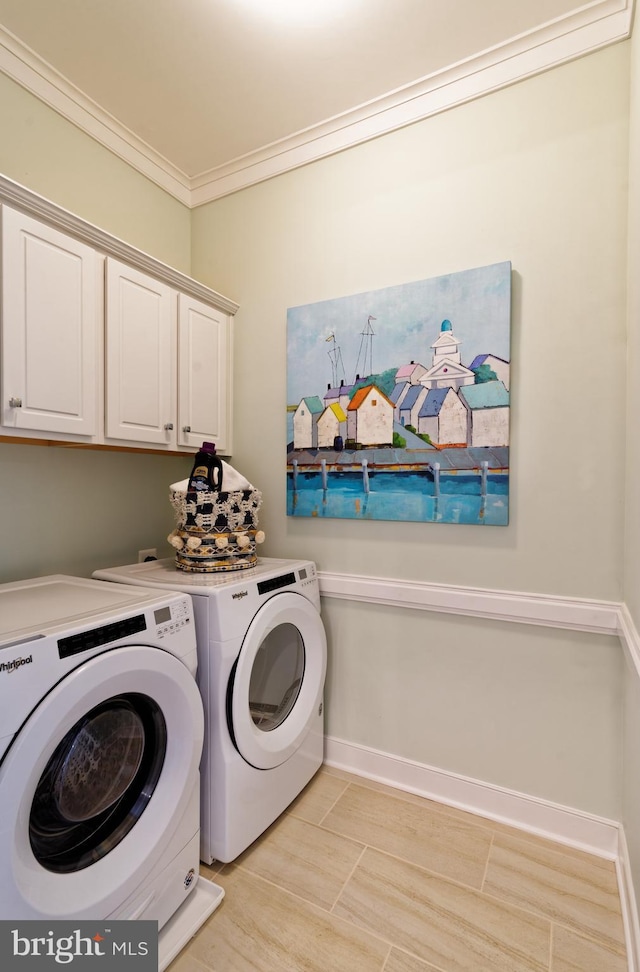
[0,654,32,674]
[0,921,157,969]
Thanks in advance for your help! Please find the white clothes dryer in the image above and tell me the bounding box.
[93,558,327,863]
[0,575,223,970]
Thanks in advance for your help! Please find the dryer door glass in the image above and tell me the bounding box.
[29,693,166,873]
[249,622,305,732]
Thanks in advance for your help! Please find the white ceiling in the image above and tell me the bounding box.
[0,0,634,205]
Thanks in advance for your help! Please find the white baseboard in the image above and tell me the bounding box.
[324,734,620,859]
[617,829,640,972]
[318,576,640,970]
[325,735,640,971]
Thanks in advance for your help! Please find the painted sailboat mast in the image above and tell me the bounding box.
[326,332,346,388]
[353,315,376,382]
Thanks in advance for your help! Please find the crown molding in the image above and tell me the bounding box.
[0,173,239,314]
[0,26,192,206]
[0,0,634,208]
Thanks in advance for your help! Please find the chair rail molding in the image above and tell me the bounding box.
[318,570,621,636]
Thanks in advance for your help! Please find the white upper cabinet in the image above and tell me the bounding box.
[178,294,232,454]
[0,175,238,453]
[1,206,99,437]
[105,259,177,447]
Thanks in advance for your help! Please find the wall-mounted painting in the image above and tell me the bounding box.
[286,261,511,525]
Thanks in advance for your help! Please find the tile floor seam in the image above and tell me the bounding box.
[378,942,394,972]
[315,779,353,826]
[329,843,369,914]
[228,859,406,956]
[175,772,627,972]
[387,944,450,972]
[480,832,495,893]
[343,842,496,897]
[548,916,628,957]
[478,882,622,950]
[311,819,489,892]
[354,843,563,943]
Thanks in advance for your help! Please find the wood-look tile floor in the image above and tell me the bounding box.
[168,767,628,972]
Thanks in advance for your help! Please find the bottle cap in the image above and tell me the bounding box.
[200,441,216,453]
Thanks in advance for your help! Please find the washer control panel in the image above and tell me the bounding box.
[154,598,192,639]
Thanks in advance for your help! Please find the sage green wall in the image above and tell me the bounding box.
[192,44,628,602]
[0,72,191,270]
[191,44,629,818]
[0,72,195,582]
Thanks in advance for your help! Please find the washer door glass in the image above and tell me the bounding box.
[29,693,166,873]
[230,592,327,770]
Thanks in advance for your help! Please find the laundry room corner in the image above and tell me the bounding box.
[1,3,640,967]
[190,37,629,836]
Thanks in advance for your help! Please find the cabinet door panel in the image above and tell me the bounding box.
[2,206,98,436]
[178,294,231,452]
[105,259,176,446]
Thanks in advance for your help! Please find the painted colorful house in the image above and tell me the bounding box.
[458,380,510,447]
[468,353,510,390]
[390,380,412,419]
[395,361,427,385]
[293,395,324,449]
[323,380,355,412]
[317,402,347,448]
[346,384,394,447]
[417,387,468,446]
[398,384,428,428]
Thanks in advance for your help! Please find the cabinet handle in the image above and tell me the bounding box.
[9,397,23,408]
[183,425,191,433]
[164,422,174,431]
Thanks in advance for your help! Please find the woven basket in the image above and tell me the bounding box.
[168,485,264,572]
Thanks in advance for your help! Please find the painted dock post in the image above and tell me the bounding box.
[362,459,370,494]
[292,460,298,490]
[481,460,488,496]
[321,459,328,489]
[432,462,440,497]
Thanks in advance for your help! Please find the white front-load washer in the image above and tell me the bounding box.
[0,574,223,969]
[93,558,327,863]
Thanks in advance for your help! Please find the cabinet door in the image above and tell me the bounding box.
[177,294,231,453]
[1,206,99,436]
[105,258,176,447]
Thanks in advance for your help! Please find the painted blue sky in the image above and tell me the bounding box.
[286,261,511,406]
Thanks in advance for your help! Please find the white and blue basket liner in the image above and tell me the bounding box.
[168,485,264,572]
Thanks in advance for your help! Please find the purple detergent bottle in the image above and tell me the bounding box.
[187,441,223,493]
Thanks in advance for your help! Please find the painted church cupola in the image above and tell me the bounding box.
[420,318,476,393]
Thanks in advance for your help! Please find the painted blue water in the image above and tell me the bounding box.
[287,471,508,525]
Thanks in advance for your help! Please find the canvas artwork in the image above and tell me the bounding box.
[286,261,511,525]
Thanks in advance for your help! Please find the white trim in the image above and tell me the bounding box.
[0,1,634,206]
[0,28,191,205]
[0,174,239,315]
[191,0,634,205]
[318,570,621,635]
[619,604,640,682]
[618,828,640,972]
[324,735,621,859]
